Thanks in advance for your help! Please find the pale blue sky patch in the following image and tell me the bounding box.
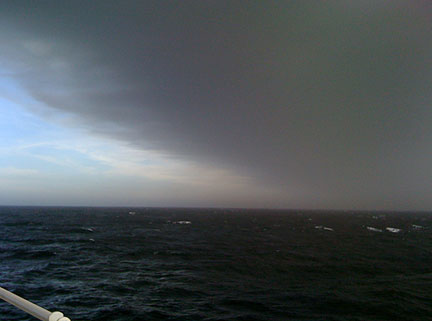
[0,74,111,177]
[0,73,271,207]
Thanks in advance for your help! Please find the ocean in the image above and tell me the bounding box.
[0,207,431,320]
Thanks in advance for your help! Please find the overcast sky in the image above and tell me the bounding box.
[0,1,431,210]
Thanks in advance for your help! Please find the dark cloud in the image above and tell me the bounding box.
[1,1,432,209]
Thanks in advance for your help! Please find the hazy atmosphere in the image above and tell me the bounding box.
[1,1,431,210]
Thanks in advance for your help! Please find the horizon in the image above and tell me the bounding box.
[1,204,431,214]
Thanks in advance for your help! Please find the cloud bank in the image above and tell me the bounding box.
[1,1,432,209]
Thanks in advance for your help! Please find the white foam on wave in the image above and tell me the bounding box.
[412,224,423,229]
[386,227,401,233]
[315,225,334,231]
[173,221,192,225]
[366,226,382,232]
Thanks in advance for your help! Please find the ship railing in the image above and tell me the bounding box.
[0,287,71,321]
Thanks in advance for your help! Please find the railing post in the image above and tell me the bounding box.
[0,287,71,321]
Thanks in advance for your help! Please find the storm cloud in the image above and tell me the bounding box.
[1,1,432,209]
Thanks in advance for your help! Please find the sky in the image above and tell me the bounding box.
[0,1,432,210]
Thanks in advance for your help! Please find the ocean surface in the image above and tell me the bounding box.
[0,207,431,321]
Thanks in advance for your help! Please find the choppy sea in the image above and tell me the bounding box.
[0,207,431,320]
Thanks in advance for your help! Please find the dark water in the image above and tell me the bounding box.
[0,207,431,321]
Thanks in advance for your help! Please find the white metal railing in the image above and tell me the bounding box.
[0,287,71,321]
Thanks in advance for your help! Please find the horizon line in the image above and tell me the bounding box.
[0,204,430,213]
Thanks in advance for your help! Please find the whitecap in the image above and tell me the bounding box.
[366,226,382,232]
[315,225,333,231]
[412,224,423,229]
[386,227,401,233]
[173,221,192,224]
